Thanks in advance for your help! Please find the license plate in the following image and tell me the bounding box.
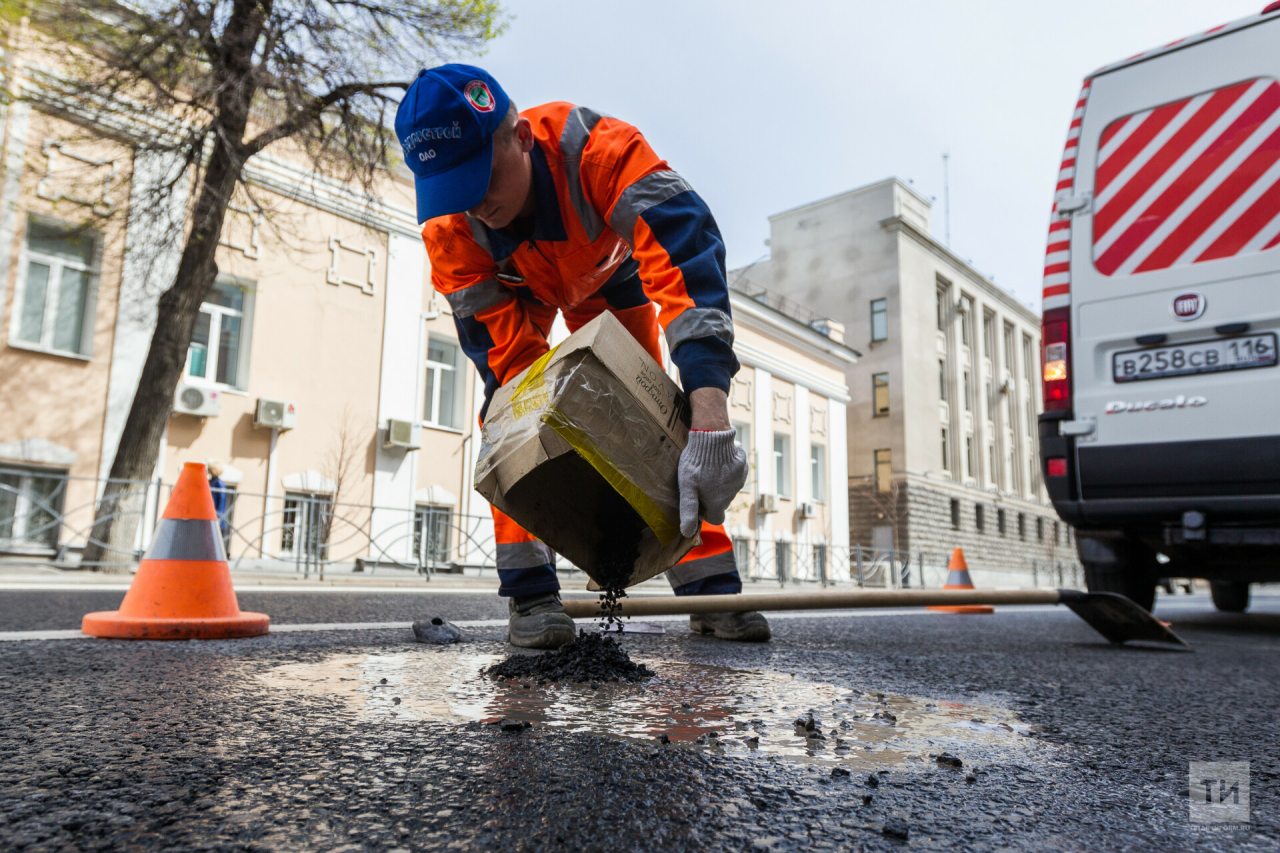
[1113,333,1278,383]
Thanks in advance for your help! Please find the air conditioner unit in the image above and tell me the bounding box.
[383,418,421,450]
[757,493,779,514]
[800,501,818,519]
[254,398,297,430]
[174,382,220,418]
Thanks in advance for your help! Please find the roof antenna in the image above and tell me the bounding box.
[942,151,951,248]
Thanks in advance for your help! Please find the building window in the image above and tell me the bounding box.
[775,540,790,581]
[14,218,96,356]
[1054,521,1061,544]
[870,298,888,342]
[997,507,1007,537]
[1023,334,1036,387]
[0,466,65,550]
[1004,323,1017,377]
[950,498,960,530]
[414,504,452,567]
[813,544,827,580]
[963,370,972,411]
[940,428,950,472]
[985,381,994,422]
[983,310,995,359]
[872,373,890,416]
[773,434,791,498]
[874,449,892,493]
[424,336,465,430]
[938,359,947,401]
[187,278,249,388]
[988,443,997,484]
[732,421,751,455]
[936,283,948,331]
[975,503,985,533]
[966,435,975,478]
[810,444,826,502]
[1018,512,1026,540]
[1036,516,1045,542]
[960,296,974,346]
[281,491,333,559]
[733,537,750,572]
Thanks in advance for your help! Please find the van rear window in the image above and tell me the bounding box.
[1092,77,1280,276]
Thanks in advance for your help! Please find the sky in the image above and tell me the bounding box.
[465,0,1270,314]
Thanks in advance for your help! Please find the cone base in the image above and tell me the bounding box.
[926,605,995,614]
[81,611,269,640]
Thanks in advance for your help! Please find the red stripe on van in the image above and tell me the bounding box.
[1043,284,1070,297]
[1197,174,1280,261]
[1094,83,1254,239]
[1137,125,1280,270]
[1094,79,1280,276]
[1094,101,1185,195]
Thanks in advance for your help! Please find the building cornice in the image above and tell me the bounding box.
[14,63,423,240]
[880,214,1041,326]
[729,290,858,367]
[734,340,850,404]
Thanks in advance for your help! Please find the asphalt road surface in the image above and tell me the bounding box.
[1,587,1277,852]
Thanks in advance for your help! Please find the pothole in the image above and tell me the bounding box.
[259,650,1051,769]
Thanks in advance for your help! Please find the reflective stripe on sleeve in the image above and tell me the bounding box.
[495,540,556,570]
[465,215,494,258]
[559,106,608,242]
[444,278,513,318]
[609,170,694,246]
[144,518,226,562]
[664,307,735,353]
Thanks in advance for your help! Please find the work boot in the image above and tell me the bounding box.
[690,610,771,642]
[507,592,577,649]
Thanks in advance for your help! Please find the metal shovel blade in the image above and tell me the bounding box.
[1057,590,1192,649]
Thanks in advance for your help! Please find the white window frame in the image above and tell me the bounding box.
[9,218,97,358]
[810,443,826,503]
[422,334,465,432]
[773,434,791,498]
[0,466,66,552]
[732,421,752,494]
[184,276,253,391]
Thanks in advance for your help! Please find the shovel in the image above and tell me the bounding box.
[560,588,1191,649]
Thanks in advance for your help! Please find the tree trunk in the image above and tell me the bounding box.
[80,140,245,569]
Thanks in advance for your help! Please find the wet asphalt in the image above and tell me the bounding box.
[1,588,1278,852]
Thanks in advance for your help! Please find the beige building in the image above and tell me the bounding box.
[0,52,855,580]
[737,178,1079,583]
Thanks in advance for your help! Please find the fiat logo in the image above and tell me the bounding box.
[1171,291,1205,321]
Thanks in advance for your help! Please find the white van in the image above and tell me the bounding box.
[1040,4,1280,613]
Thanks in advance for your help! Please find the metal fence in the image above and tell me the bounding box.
[0,467,506,578]
[2,467,1083,588]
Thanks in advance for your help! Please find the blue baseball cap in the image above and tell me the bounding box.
[395,64,511,223]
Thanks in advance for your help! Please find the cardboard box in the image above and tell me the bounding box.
[474,312,700,589]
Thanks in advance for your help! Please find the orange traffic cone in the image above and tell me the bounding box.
[927,548,994,614]
[82,462,269,639]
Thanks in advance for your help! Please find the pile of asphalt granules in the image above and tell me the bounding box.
[484,631,654,684]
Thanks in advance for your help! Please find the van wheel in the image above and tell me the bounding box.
[1210,581,1250,613]
[1077,534,1158,612]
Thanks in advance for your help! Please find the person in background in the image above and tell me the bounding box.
[207,460,229,539]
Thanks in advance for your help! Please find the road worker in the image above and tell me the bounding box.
[395,65,769,649]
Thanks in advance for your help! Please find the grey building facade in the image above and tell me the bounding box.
[735,179,1080,585]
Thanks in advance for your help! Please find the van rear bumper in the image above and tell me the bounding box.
[1050,494,1280,527]
[1039,423,1280,526]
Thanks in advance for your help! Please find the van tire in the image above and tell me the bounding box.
[1077,534,1158,612]
[1210,581,1250,613]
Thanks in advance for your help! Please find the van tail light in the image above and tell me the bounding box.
[1046,457,1068,477]
[1042,307,1071,412]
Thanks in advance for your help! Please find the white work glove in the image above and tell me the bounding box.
[678,428,749,538]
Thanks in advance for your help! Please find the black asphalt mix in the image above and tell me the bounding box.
[1,590,1277,852]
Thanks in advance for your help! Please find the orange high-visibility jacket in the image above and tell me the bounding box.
[422,102,739,418]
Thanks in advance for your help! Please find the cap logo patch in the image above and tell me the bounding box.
[464,80,496,113]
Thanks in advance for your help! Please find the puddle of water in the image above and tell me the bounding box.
[259,651,1044,770]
